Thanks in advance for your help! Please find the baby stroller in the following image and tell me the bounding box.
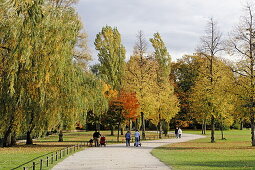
[100,136,106,147]
[134,137,141,147]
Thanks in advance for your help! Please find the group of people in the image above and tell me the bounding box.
[175,127,182,138]
[90,130,141,147]
[90,128,183,147]
[89,130,106,147]
[125,130,141,147]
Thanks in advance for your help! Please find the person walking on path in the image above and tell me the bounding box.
[93,130,101,147]
[178,127,182,138]
[175,127,179,138]
[125,131,131,146]
[134,130,140,147]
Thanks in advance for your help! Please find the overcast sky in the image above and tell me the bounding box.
[76,0,246,63]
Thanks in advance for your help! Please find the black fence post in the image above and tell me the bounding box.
[40,159,43,170]
[51,154,54,164]
[47,156,49,167]
[32,162,35,170]
[17,141,88,170]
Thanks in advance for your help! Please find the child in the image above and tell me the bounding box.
[89,139,93,147]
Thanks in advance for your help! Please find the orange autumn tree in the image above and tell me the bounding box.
[107,90,139,141]
[118,91,140,129]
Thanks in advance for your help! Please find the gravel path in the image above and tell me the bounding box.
[53,133,205,170]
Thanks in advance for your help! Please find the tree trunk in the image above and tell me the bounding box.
[159,114,162,139]
[110,124,114,136]
[26,131,33,145]
[11,132,17,146]
[3,128,12,147]
[156,126,159,138]
[58,130,63,142]
[211,115,215,143]
[202,120,207,135]
[220,118,226,140]
[205,123,207,135]
[221,124,224,140]
[121,127,123,135]
[141,112,146,139]
[251,113,255,146]
[129,119,131,131]
[2,116,15,147]
[85,123,89,132]
[135,118,138,130]
[240,120,243,130]
[164,121,169,137]
[96,122,100,131]
[117,122,120,142]
[202,120,205,135]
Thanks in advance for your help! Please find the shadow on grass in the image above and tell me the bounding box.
[155,146,255,150]
[176,160,255,169]
[11,151,55,170]
[35,140,85,143]
[14,144,78,148]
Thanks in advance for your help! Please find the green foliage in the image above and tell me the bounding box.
[124,55,157,119]
[190,56,236,127]
[94,26,126,90]
[0,0,107,146]
[149,33,179,124]
[171,55,201,127]
[150,32,171,82]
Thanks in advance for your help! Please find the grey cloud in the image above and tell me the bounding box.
[77,0,244,63]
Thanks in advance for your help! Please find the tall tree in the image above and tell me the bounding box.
[171,55,201,131]
[0,0,45,146]
[150,33,179,138]
[94,26,126,91]
[134,30,148,139]
[197,18,223,143]
[123,30,154,139]
[227,4,255,146]
[190,57,236,140]
[124,31,159,139]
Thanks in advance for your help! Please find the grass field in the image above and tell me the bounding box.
[152,129,255,170]
[0,130,167,169]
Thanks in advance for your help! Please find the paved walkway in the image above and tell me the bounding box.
[53,133,205,170]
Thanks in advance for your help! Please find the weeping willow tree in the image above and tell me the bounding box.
[0,0,107,146]
[0,0,46,146]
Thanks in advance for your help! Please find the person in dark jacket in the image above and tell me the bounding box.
[93,130,101,147]
[125,131,131,146]
[175,127,179,138]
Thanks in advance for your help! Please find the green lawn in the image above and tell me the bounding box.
[0,130,166,169]
[0,131,88,170]
[152,129,255,170]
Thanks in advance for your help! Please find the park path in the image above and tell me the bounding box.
[53,133,205,170]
